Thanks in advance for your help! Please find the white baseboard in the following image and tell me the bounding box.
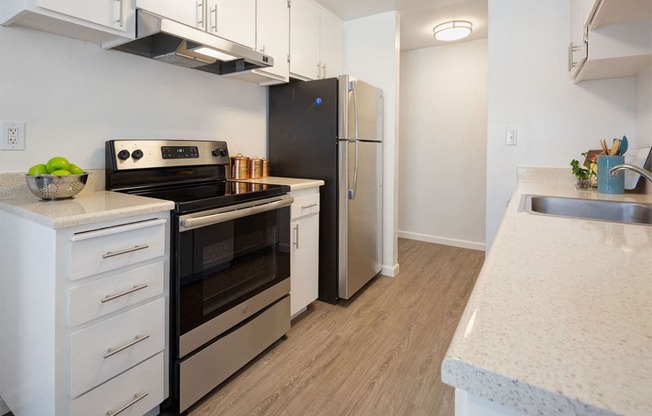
[398,230,486,252]
[381,262,400,277]
[0,397,9,415]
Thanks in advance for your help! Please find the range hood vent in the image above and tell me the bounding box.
[109,10,272,75]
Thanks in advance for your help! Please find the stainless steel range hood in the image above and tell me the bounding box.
[109,10,273,75]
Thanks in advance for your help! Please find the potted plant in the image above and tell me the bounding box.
[570,158,593,190]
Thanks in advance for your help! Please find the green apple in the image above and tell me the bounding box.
[27,164,48,176]
[46,157,71,174]
[51,169,71,176]
[68,164,84,175]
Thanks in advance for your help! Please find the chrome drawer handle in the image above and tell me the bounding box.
[104,334,150,359]
[301,203,317,210]
[101,284,149,303]
[106,392,149,416]
[102,244,149,259]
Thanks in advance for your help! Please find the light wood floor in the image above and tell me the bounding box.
[187,239,484,416]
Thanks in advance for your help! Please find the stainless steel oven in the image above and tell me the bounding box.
[105,139,293,414]
[175,195,292,412]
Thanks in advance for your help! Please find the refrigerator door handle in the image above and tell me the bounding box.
[348,80,360,200]
[348,140,359,200]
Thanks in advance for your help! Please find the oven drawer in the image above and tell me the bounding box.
[68,261,165,328]
[291,192,320,219]
[70,352,164,416]
[179,296,290,413]
[70,219,166,281]
[70,297,165,397]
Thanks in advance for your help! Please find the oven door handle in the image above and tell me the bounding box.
[179,196,294,231]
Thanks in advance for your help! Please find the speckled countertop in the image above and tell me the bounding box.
[0,170,174,229]
[441,167,652,416]
[234,176,324,190]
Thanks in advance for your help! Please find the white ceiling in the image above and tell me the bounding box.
[313,0,488,51]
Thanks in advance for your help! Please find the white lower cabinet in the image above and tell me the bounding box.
[0,211,169,416]
[290,188,320,317]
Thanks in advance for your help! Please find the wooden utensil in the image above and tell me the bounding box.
[610,139,620,156]
[600,139,609,155]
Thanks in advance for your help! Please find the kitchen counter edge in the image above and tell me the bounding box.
[441,167,652,416]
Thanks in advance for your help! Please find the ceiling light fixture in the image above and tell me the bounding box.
[433,20,473,41]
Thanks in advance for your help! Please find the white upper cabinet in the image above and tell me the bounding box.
[570,0,652,82]
[319,9,344,79]
[136,0,256,48]
[208,0,256,48]
[136,0,201,28]
[254,0,290,84]
[289,0,343,80]
[290,0,321,80]
[1,0,135,43]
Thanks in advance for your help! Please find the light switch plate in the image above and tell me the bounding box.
[505,130,517,146]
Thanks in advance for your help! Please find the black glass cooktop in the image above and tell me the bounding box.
[130,180,290,213]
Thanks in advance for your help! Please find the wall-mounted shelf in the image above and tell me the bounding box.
[571,0,652,82]
[588,0,652,30]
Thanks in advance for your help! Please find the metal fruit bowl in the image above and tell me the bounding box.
[25,173,89,200]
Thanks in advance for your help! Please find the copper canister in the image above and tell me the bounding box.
[230,153,250,179]
[249,156,263,179]
[261,158,269,177]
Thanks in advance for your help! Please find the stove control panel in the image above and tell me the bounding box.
[107,140,230,170]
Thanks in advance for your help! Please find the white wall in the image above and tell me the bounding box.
[486,0,637,250]
[399,39,487,251]
[344,11,401,276]
[637,66,652,146]
[0,25,268,173]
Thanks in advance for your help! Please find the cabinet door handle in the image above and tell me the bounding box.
[104,334,150,359]
[317,62,322,79]
[210,5,217,32]
[293,224,300,249]
[116,0,123,28]
[301,203,317,210]
[321,63,326,78]
[102,244,149,259]
[568,42,580,72]
[196,1,205,28]
[101,284,149,303]
[106,392,149,416]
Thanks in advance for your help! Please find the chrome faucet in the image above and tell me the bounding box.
[610,164,652,183]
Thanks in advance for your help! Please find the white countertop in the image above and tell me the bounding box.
[235,176,325,191]
[0,192,174,229]
[0,170,173,229]
[441,168,652,416]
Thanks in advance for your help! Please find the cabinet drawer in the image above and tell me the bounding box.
[70,219,166,281]
[70,352,164,416]
[70,298,165,397]
[291,193,320,219]
[68,261,165,328]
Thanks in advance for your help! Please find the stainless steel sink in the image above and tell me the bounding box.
[519,195,652,225]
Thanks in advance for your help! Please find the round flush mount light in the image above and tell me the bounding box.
[433,20,473,41]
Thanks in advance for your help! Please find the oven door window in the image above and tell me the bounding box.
[178,206,290,336]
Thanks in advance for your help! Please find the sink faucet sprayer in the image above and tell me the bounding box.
[609,164,652,183]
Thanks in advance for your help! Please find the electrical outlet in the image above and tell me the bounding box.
[0,122,26,150]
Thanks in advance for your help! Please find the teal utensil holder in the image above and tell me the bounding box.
[597,155,624,194]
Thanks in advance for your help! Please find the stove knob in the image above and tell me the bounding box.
[211,149,220,157]
[117,150,130,160]
[220,148,228,157]
[132,149,144,160]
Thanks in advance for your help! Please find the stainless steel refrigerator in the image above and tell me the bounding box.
[268,75,383,303]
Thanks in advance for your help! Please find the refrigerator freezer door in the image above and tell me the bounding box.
[338,75,383,142]
[338,140,383,299]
